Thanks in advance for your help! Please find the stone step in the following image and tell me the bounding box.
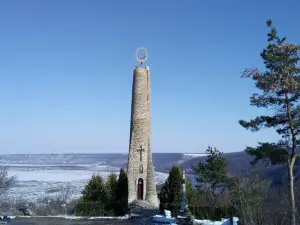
[129,200,158,209]
[129,200,160,219]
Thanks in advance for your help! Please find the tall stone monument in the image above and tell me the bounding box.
[127,47,158,207]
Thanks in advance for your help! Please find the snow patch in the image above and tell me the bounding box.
[183,153,208,157]
[193,217,239,225]
[3,164,168,203]
[10,215,130,220]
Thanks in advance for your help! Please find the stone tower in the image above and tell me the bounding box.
[127,48,158,207]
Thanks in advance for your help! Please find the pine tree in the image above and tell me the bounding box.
[185,177,196,206]
[105,173,118,213]
[81,174,107,203]
[245,142,290,166]
[239,19,300,225]
[193,146,228,206]
[115,168,128,216]
[160,165,183,213]
[75,174,108,216]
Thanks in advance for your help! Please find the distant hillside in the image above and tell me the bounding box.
[181,151,300,188]
[0,153,192,172]
[1,151,298,187]
[179,151,253,175]
[0,151,279,175]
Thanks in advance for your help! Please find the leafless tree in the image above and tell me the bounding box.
[227,171,300,225]
[0,166,16,196]
[55,182,73,205]
[32,182,75,215]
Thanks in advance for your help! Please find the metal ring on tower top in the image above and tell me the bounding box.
[135,47,148,63]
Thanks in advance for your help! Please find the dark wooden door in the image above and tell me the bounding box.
[137,178,143,200]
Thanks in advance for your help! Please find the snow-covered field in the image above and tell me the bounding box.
[0,155,169,203]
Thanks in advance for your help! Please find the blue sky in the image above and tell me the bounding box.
[0,0,299,154]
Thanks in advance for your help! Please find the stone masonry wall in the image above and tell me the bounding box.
[127,66,158,207]
[145,68,159,207]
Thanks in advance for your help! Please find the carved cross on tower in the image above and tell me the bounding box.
[137,145,145,162]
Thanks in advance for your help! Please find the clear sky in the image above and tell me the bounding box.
[0,0,299,154]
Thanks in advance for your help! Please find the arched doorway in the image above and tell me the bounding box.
[137,178,144,200]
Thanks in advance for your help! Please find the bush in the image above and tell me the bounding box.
[115,168,128,216]
[75,169,129,216]
[160,165,183,211]
[160,203,238,220]
[75,201,114,217]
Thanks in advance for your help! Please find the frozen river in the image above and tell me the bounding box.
[3,163,168,203]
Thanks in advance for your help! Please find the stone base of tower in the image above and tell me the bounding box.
[129,200,158,209]
[128,197,134,205]
[128,198,159,209]
[127,187,159,208]
[146,195,159,208]
[128,200,160,219]
[129,200,159,217]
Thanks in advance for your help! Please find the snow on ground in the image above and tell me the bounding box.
[183,153,208,157]
[3,164,168,203]
[9,169,168,183]
[175,153,206,165]
[9,169,95,182]
[10,215,130,220]
[193,217,239,225]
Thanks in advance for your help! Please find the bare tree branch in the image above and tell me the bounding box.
[0,166,16,196]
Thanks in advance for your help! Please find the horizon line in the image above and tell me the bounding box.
[0,152,241,155]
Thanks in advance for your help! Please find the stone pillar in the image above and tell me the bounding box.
[180,171,190,215]
[127,66,158,207]
[177,171,194,225]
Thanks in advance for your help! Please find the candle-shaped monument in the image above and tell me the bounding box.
[127,47,158,207]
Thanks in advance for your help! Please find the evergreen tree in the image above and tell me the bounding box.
[81,174,107,203]
[75,174,108,216]
[193,146,228,206]
[245,142,291,166]
[160,165,183,213]
[105,173,118,213]
[115,168,128,216]
[185,177,196,206]
[239,19,300,225]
